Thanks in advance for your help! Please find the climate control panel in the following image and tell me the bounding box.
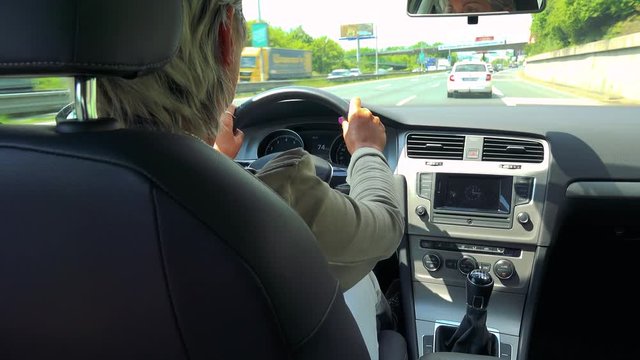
[411,236,535,293]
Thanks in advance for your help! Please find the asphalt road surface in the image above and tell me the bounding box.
[320,69,601,107]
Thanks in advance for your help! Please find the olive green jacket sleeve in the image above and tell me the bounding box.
[255,147,404,290]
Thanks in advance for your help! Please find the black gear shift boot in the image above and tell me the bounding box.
[434,310,499,356]
[434,269,498,356]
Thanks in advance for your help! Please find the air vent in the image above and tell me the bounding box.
[482,137,544,163]
[407,133,465,160]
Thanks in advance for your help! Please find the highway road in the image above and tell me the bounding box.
[320,69,601,107]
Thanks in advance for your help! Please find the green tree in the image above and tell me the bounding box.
[449,52,459,66]
[310,36,346,74]
[289,26,313,46]
[410,41,430,50]
[528,0,640,55]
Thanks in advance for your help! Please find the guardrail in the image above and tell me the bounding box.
[235,70,447,93]
[0,90,70,117]
[326,71,414,83]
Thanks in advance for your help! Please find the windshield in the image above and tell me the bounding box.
[240,56,257,68]
[232,0,639,107]
[1,1,638,125]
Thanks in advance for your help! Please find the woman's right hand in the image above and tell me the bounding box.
[341,97,386,154]
[213,104,244,159]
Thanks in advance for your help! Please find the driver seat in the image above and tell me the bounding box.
[0,1,370,359]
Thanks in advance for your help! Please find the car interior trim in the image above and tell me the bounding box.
[566,181,640,199]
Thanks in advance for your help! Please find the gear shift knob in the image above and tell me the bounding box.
[466,269,494,309]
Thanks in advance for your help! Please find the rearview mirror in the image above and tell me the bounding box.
[407,0,545,16]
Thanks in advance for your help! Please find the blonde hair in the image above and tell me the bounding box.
[97,0,246,139]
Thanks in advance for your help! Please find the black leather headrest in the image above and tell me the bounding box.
[0,0,182,78]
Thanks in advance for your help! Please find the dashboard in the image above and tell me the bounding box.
[235,98,640,360]
[257,125,351,166]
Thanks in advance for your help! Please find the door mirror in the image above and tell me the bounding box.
[407,0,545,16]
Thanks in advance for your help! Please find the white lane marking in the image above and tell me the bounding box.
[492,86,504,97]
[396,95,417,106]
[500,97,602,106]
[410,78,421,82]
[376,84,392,90]
[424,83,439,89]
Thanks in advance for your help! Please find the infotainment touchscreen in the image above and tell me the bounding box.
[433,174,513,214]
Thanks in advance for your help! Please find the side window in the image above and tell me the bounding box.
[0,77,72,125]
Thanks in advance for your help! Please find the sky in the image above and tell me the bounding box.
[241,0,533,49]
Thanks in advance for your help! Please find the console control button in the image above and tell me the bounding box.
[445,259,458,269]
[423,253,442,272]
[423,335,434,354]
[514,177,534,205]
[480,262,491,272]
[416,205,428,217]
[500,343,512,359]
[517,212,530,225]
[494,259,515,280]
[418,173,433,199]
[457,256,478,275]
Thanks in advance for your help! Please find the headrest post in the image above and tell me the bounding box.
[74,77,98,121]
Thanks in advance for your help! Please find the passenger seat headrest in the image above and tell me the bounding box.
[0,0,182,79]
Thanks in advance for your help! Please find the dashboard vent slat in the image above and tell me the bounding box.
[482,137,544,163]
[407,133,465,159]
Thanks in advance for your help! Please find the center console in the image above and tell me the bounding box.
[395,132,550,360]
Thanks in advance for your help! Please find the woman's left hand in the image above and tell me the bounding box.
[214,104,244,159]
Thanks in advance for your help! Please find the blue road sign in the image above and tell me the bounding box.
[252,23,269,47]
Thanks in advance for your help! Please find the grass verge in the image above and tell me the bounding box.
[0,113,56,125]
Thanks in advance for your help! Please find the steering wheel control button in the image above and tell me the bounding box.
[457,256,478,275]
[415,205,428,217]
[494,259,515,280]
[517,212,530,225]
[422,253,442,272]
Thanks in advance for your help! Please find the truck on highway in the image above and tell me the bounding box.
[436,58,451,71]
[239,47,312,82]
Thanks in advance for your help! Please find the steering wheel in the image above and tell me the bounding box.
[235,86,350,185]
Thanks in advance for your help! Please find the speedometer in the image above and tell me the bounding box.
[261,129,304,156]
[330,136,351,166]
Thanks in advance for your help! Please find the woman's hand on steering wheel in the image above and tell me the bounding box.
[213,104,244,159]
[341,97,386,154]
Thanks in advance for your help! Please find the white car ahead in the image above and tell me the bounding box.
[349,68,362,76]
[447,62,493,98]
[327,69,351,79]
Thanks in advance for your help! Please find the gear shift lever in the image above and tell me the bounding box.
[467,269,494,309]
[443,269,498,356]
